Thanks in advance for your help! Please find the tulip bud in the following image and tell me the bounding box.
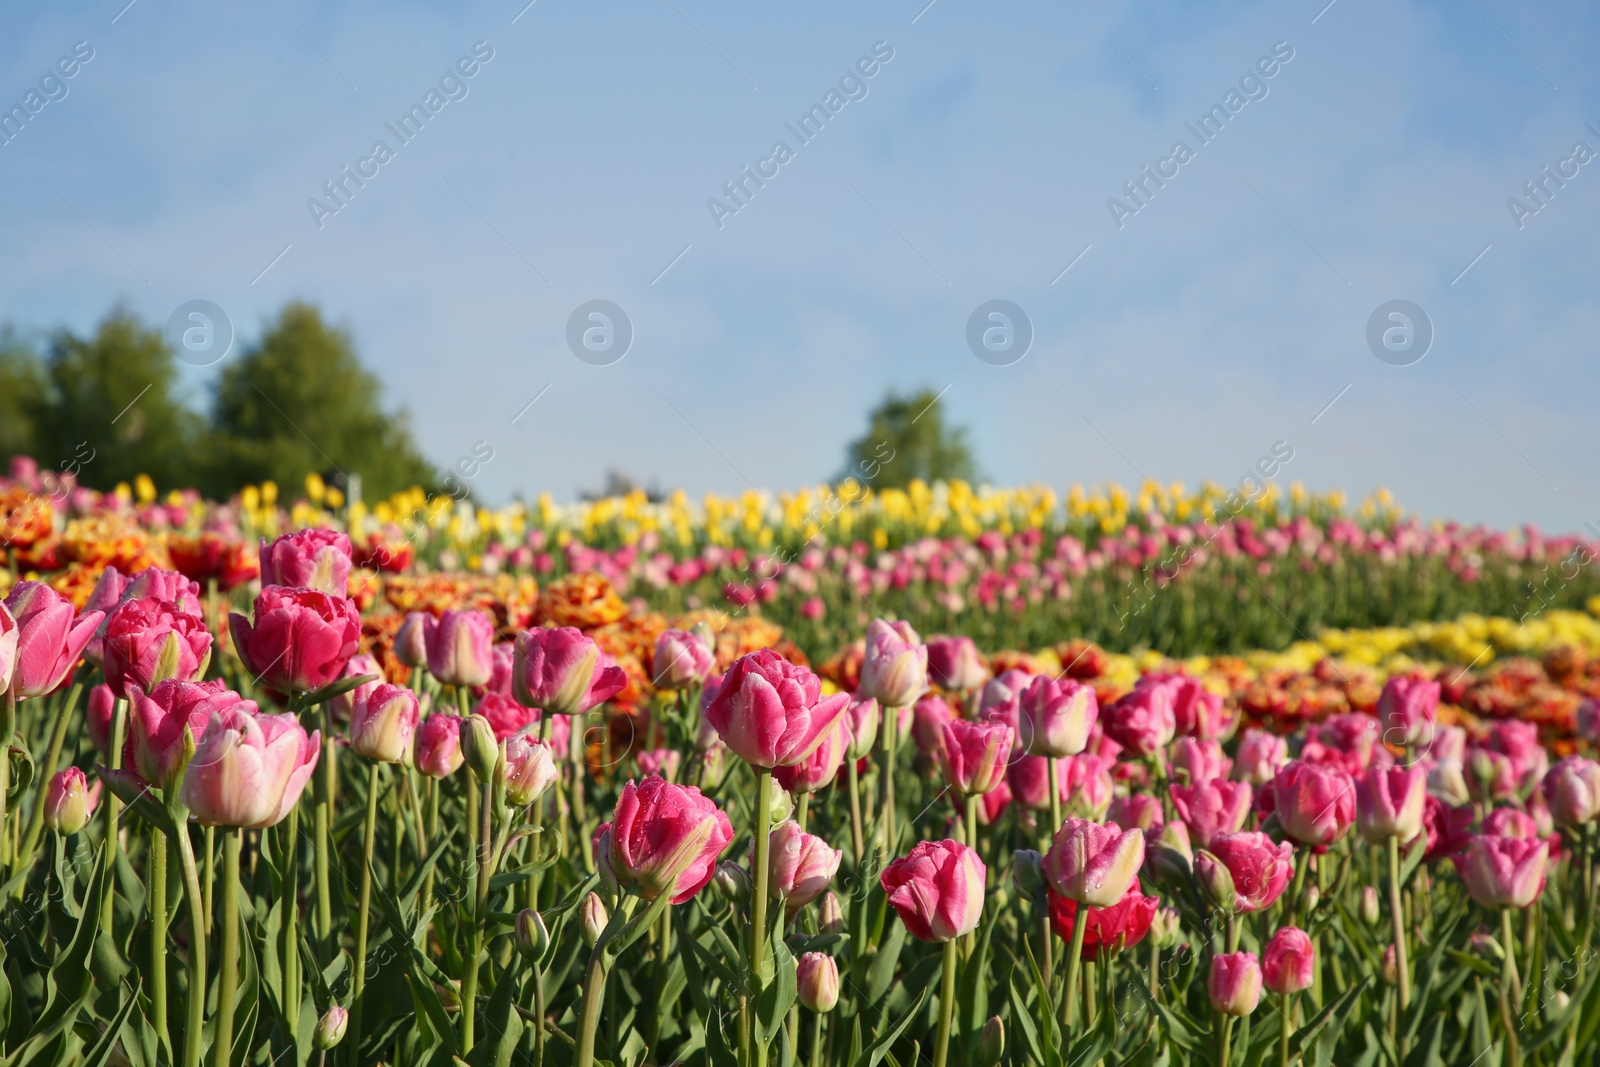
[1303,883,1320,913]
[1381,943,1397,985]
[315,1006,349,1050]
[1208,952,1263,1017]
[580,893,607,946]
[1554,990,1571,1012]
[1261,926,1314,994]
[461,714,500,782]
[795,952,840,1012]
[1194,850,1237,912]
[43,768,94,835]
[515,909,549,961]
[1012,849,1046,898]
[767,786,794,826]
[394,612,430,667]
[1149,907,1182,949]
[819,891,844,934]
[714,860,752,904]
[1360,885,1380,927]
[976,1016,1005,1067]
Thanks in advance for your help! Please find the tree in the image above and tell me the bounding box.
[205,302,436,500]
[38,309,198,490]
[840,388,978,490]
[0,327,48,466]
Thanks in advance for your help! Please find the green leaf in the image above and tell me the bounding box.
[864,921,906,1005]
[854,984,930,1067]
[1287,975,1373,1061]
[958,912,994,1050]
[465,962,523,1067]
[301,674,380,709]
[754,933,796,1046]
[83,981,142,1067]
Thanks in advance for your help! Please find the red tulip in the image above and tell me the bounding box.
[512,626,626,717]
[705,649,850,769]
[599,776,733,904]
[1262,927,1315,995]
[229,587,360,694]
[7,581,103,699]
[881,839,986,942]
[259,528,353,596]
[1046,881,1159,961]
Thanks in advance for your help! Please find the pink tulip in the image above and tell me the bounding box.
[1302,714,1382,774]
[1377,674,1439,747]
[1452,834,1548,909]
[327,653,384,723]
[1201,831,1294,913]
[512,626,626,717]
[1171,737,1232,784]
[1262,927,1315,994]
[911,696,956,761]
[393,612,430,668]
[0,601,18,695]
[1152,672,1234,740]
[122,567,204,614]
[1105,678,1177,757]
[1044,818,1145,907]
[259,528,353,596]
[796,952,840,1012]
[705,649,850,769]
[424,609,495,689]
[1107,793,1163,834]
[1355,765,1427,843]
[7,582,103,699]
[1170,780,1252,849]
[87,683,116,754]
[483,642,515,696]
[925,635,989,691]
[1545,757,1600,827]
[938,718,1012,796]
[1008,754,1067,812]
[774,719,846,794]
[181,707,320,829]
[101,597,212,699]
[1232,729,1288,786]
[1272,760,1356,846]
[1483,721,1550,793]
[502,736,558,805]
[43,767,98,834]
[636,747,682,781]
[880,839,986,942]
[1062,753,1115,819]
[349,684,420,763]
[229,587,360,694]
[842,695,880,760]
[858,619,927,708]
[127,679,255,787]
[475,691,539,741]
[1209,952,1263,1016]
[1482,807,1541,841]
[415,714,464,778]
[600,776,733,904]
[652,629,714,689]
[768,820,841,907]
[1018,675,1096,757]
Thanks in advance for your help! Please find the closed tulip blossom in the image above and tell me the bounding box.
[1170,779,1252,849]
[1152,672,1234,741]
[1200,832,1294,913]
[1172,737,1232,784]
[842,695,880,761]
[705,649,851,769]
[7,582,104,699]
[1105,678,1177,757]
[600,776,734,904]
[881,839,986,942]
[483,642,515,696]
[1272,761,1356,846]
[349,684,420,763]
[1008,754,1066,811]
[1018,675,1096,757]
[1452,833,1549,909]
[977,668,1032,748]
[1377,674,1440,747]
[1045,818,1146,907]
[938,717,1013,796]
[652,628,714,689]
[87,683,116,754]
[327,653,384,723]
[635,747,681,781]
[393,612,430,668]
[181,707,321,829]
[513,626,627,717]
[1262,926,1316,994]
[925,634,990,691]
[230,587,361,694]
[1107,793,1163,833]
[1232,729,1289,786]
[912,696,957,761]
[127,679,256,788]
[1046,881,1159,960]
[768,820,841,907]
[1062,753,1116,819]
[796,952,840,1012]
[475,691,538,741]
[773,719,846,794]
[101,597,213,699]
[259,527,353,596]
[1545,757,1600,827]
[502,736,558,805]
[859,619,928,708]
[424,609,495,689]
[1209,952,1264,1016]
[1356,765,1427,843]
[43,767,98,834]
[414,714,465,778]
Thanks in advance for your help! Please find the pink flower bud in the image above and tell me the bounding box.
[1232,728,1288,786]
[636,747,682,782]
[842,695,879,761]
[87,683,116,754]
[181,708,320,828]
[502,736,557,805]
[1356,765,1427,843]
[414,714,464,778]
[652,628,714,689]
[393,612,430,668]
[513,626,626,718]
[912,696,956,762]
[424,610,495,689]
[1545,757,1600,827]
[1271,760,1356,846]
[1105,678,1177,757]
[858,619,927,708]
[1171,737,1232,784]
[705,649,850,769]
[1377,674,1439,747]
[767,820,841,908]
[1208,952,1263,1016]
[1044,818,1145,907]
[880,839,985,943]
[1261,927,1315,995]
[461,714,500,781]
[1018,675,1096,758]
[796,952,839,1012]
[349,684,420,764]
[938,718,1013,796]
[259,528,352,596]
[327,654,383,723]
[44,767,97,834]
[1452,833,1549,909]
[601,776,734,904]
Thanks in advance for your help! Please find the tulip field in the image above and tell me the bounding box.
[6,463,1600,1067]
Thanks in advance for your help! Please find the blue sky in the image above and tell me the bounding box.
[1,0,1596,530]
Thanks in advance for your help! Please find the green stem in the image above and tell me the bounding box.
[1500,906,1522,1067]
[462,775,497,1054]
[150,829,170,1049]
[846,756,864,866]
[751,767,775,1067]
[17,680,82,867]
[808,1009,824,1067]
[1218,1014,1233,1067]
[1278,991,1291,1067]
[933,938,957,1067]
[573,942,610,1067]
[348,762,382,1067]
[1047,757,1062,842]
[213,829,241,1067]
[173,822,208,1067]
[1062,897,1088,1034]
[1387,835,1410,1055]
[316,705,335,945]
[101,696,127,929]
[282,804,301,1030]
[203,825,216,932]
[879,706,897,853]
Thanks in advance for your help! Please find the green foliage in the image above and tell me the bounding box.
[841,388,977,490]
[203,303,436,500]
